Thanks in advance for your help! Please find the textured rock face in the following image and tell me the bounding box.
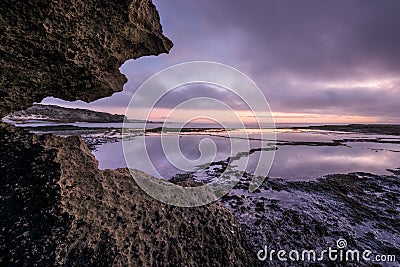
[0,124,69,266]
[0,124,254,266]
[0,0,173,117]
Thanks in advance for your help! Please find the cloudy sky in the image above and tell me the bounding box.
[43,0,400,124]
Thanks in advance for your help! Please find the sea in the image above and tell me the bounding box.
[6,119,400,182]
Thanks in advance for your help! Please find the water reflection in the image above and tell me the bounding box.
[93,129,400,181]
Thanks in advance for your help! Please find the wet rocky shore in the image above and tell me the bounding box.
[221,171,400,266]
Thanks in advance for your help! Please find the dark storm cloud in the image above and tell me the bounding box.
[43,0,400,122]
[156,0,400,78]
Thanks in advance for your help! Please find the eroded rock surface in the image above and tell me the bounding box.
[0,0,173,117]
[0,124,255,266]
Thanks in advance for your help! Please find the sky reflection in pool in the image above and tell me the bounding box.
[93,129,400,181]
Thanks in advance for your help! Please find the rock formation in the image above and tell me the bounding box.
[0,0,173,117]
[7,104,127,123]
[0,124,254,266]
[0,1,255,266]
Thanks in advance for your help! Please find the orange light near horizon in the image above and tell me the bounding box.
[238,111,384,124]
[90,106,393,125]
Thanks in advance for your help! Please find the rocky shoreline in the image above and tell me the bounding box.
[221,171,400,266]
[3,121,399,265]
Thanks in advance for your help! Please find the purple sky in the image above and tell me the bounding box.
[43,0,400,123]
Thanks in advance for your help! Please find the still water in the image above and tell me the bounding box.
[92,128,400,181]
[7,118,399,180]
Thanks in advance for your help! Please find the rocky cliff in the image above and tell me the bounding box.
[7,104,127,123]
[0,1,255,266]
